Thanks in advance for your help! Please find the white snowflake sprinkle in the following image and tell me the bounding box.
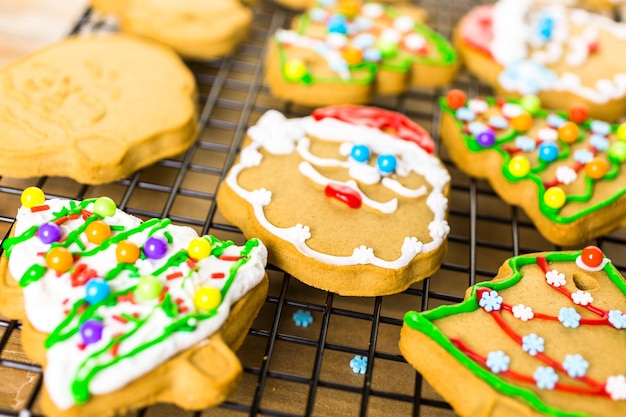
[571,290,593,306]
[545,269,566,287]
[556,166,577,185]
[512,304,534,321]
[606,375,626,400]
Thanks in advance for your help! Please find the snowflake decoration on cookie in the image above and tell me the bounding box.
[350,355,368,374]
[522,333,545,356]
[571,290,593,306]
[558,307,581,328]
[293,309,314,328]
[606,375,626,400]
[563,354,589,378]
[479,289,503,312]
[486,350,510,374]
[512,304,534,321]
[608,310,626,329]
[534,366,559,390]
[545,269,566,287]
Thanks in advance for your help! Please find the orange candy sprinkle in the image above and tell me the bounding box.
[568,104,589,123]
[46,247,74,273]
[445,89,467,110]
[557,121,579,143]
[511,112,533,132]
[339,0,360,18]
[85,220,111,244]
[116,240,140,264]
[343,46,363,65]
[585,158,608,179]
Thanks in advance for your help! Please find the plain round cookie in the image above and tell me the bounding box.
[0,33,197,184]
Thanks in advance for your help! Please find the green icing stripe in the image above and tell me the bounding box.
[404,250,625,417]
[439,97,626,224]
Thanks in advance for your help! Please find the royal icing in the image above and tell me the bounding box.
[275,0,456,85]
[404,248,626,416]
[2,197,267,410]
[441,94,626,225]
[225,107,450,269]
[460,0,626,104]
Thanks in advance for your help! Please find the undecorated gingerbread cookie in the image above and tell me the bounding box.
[265,0,458,106]
[0,188,268,417]
[439,91,626,246]
[456,0,626,120]
[217,105,450,296]
[0,33,197,184]
[400,246,626,417]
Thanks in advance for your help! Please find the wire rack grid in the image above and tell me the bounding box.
[1,0,625,416]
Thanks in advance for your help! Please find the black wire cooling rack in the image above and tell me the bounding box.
[1,1,626,416]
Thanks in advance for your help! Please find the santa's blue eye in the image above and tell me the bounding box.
[350,144,370,163]
[377,154,397,174]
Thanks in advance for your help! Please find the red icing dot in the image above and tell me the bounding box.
[325,183,362,208]
[446,89,467,110]
[581,246,604,268]
[568,104,589,124]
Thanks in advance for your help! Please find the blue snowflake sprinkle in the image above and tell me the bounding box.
[608,310,626,329]
[558,307,581,328]
[350,355,368,374]
[574,149,594,164]
[468,121,489,136]
[589,134,610,151]
[515,135,536,152]
[522,333,545,356]
[293,309,314,328]
[479,290,503,312]
[547,114,566,128]
[486,350,510,374]
[456,107,476,122]
[590,120,611,136]
[488,115,509,130]
[563,354,589,378]
[534,366,559,390]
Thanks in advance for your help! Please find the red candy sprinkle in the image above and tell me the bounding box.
[446,89,467,110]
[325,183,362,208]
[568,104,589,124]
[30,204,50,213]
[581,246,604,268]
[211,272,225,279]
[166,271,184,281]
[219,255,243,261]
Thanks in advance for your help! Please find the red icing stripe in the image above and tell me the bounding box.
[30,204,50,212]
[312,105,435,154]
[325,183,362,208]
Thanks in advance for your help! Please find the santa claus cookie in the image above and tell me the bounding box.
[400,246,626,417]
[456,0,626,121]
[216,105,450,296]
[440,90,626,246]
[0,188,268,417]
[265,0,458,106]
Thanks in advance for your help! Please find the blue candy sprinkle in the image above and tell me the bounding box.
[350,355,368,374]
[293,309,314,328]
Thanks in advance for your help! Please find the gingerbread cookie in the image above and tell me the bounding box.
[118,0,252,60]
[400,246,626,417]
[265,0,458,107]
[0,188,268,417]
[216,105,450,296]
[439,91,626,246]
[0,33,197,184]
[456,0,626,121]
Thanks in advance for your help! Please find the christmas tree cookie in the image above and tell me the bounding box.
[400,246,626,417]
[265,0,458,106]
[440,90,626,246]
[0,188,269,417]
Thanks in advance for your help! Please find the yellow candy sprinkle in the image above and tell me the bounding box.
[508,156,531,178]
[544,187,567,209]
[617,123,626,142]
[21,186,45,208]
[194,286,222,311]
[188,237,212,260]
[284,59,307,81]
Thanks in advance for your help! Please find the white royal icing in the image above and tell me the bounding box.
[225,109,450,269]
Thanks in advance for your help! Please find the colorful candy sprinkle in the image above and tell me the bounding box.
[80,319,104,345]
[136,276,163,301]
[194,286,222,311]
[584,158,608,179]
[93,197,117,217]
[544,187,567,209]
[351,144,370,162]
[557,122,579,143]
[538,142,559,162]
[511,113,533,132]
[38,222,62,244]
[85,220,111,244]
[85,278,110,304]
[377,154,397,174]
[508,156,531,178]
[284,59,308,81]
[476,129,496,147]
[609,141,626,163]
[46,247,74,273]
[21,187,45,209]
[520,95,541,115]
[581,246,604,268]
[187,238,212,260]
[446,89,467,110]
[116,240,140,264]
[617,123,626,142]
[568,104,588,124]
[143,236,168,260]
